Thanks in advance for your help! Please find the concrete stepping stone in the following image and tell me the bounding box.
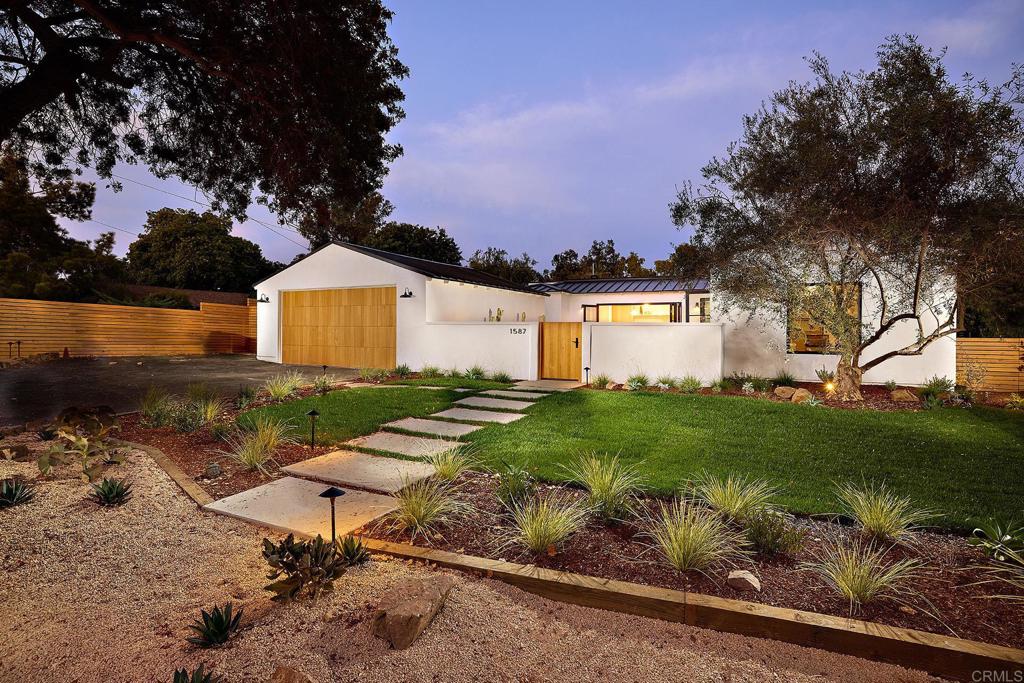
[480,389,547,400]
[456,396,533,411]
[345,431,460,458]
[513,379,582,391]
[283,450,435,493]
[383,417,482,438]
[432,407,526,424]
[204,476,396,537]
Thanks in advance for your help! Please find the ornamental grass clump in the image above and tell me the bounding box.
[801,539,924,614]
[420,365,443,378]
[563,452,643,523]
[491,370,513,383]
[263,371,304,400]
[625,373,650,391]
[677,375,703,394]
[590,373,611,389]
[313,374,338,394]
[140,386,174,427]
[506,496,589,555]
[384,476,467,541]
[223,415,292,473]
[836,481,931,544]
[691,472,777,524]
[494,461,536,511]
[655,375,677,390]
[425,446,473,482]
[644,499,748,573]
[464,365,488,380]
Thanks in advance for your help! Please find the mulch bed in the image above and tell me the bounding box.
[367,471,1024,650]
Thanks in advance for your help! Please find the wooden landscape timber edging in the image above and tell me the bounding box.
[357,538,1024,682]
[0,297,255,359]
[957,337,1024,393]
[118,439,214,507]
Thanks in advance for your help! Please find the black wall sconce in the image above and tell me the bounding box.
[399,288,414,298]
[256,293,271,303]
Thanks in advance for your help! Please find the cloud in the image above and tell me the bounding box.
[633,57,780,103]
[426,98,610,150]
[923,0,1022,55]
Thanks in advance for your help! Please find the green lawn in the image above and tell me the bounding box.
[239,387,460,444]
[389,377,512,390]
[466,390,1024,532]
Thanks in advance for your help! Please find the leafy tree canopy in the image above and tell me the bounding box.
[546,240,654,280]
[671,36,1024,399]
[654,242,707,281]
[126,208,280,292]
[1,1,407,226]
[364,222,463,265]
[468,247,541,285]
[298,192,395,249]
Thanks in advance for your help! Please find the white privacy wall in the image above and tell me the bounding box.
[425,279,545,322]
[583,323,724,384]
[413,322,539,380]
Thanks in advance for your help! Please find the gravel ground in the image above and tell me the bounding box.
[0,441,941,683]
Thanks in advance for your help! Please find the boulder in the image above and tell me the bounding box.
[727,570,761,592]
[270,667,312,683]
[790,388,813,403]
[890,389,919,403]
[372,575,456,649]
[773,386,796,400]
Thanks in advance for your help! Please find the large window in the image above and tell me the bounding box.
[787,283,861,354]
[582,302,681,323]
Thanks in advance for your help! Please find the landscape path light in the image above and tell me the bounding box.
[318,486,346,544]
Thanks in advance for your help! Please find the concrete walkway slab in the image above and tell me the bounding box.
[204,476,396,537]
[513,379,582,391]
[383,417,482,438]
[456,396,533,411]
[480,389,547,400]
[432,407,526,424]
[282,450,435,493]
[345,431,460,458]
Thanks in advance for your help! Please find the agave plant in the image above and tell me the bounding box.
[172,664,222,683]
[186,602,243,648]
[90,477,133,506]
[337,534,371,565]
[262,534,346,601]
[0,478,35,508]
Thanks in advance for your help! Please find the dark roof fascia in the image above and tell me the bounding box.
[529,277,710,295]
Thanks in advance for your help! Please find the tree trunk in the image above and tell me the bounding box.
[834,356,863,401]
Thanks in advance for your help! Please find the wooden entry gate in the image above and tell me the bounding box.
[540,322,582,380]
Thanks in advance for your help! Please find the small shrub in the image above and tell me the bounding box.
[815,367,835,384]
[921,394,944,410]
[751,376,772,392]
[208,421,232,442]
[494,462,536,510]
[235,384,258,409]
[464,365,488,380]
[313,374,337,394]
[884,379,898,391]
[709,379,728,393]
[393,363,413,378]
[140,387,174,427]
[168,401,205,433]
[919,375,954,401]
[836,481,930,544]
[425,447,472,482]
[624,373,650,391]
[38,408,122,481]
[644,500,747,573]
[491,370,513,383]
[337,534,371,565]
[590,373,611,389]
[969,519,1024,564]
[802,539,924,614]
[420,365,443,378]
[772,371,797,387]
[186,602,242,648]
[263,371,304,400]
[507,497,589,555]
[384,477,466,541]
[359,367,387,382]
[691,472,777,523]
[90,477,133,506]
[445,367,462,378]
[0,478,35,508]
[655,375,677,390]
[745,509,807,556]
[262,534,346,601]
[173,664,221,683]
[563,452,643,523]
[1004,393,1024,410]
[677,375,702,394]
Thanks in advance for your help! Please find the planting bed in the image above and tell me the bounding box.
[367,471,1024,650]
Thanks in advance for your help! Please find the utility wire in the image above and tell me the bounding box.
[86,218,139,237]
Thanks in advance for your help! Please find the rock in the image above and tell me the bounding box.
[790,388,813,403]
[371,575,456,649]
[205,461,222,478]
[608,383,623,391]
[890,389,919,403]
[727,570,761,592]
[773,386,796,400]
[270,666,312,683]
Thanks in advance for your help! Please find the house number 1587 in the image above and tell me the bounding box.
[509,327,526,335]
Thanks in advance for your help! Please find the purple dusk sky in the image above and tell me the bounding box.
[62,0,1024,269]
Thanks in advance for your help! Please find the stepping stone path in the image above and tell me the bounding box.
[431,407,525,424]
[383,417,482,438]
[283,450,436,494]
[456,396,534,411]
[204,476,396,538]
[511,379,582,392]
[345,431,460,458]
[481,389,548,400]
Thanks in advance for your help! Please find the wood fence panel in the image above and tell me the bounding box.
[0,297,256,359]
[957,338,1024,393]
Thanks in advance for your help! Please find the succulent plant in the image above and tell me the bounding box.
[337,534,370,566]
[186,602,243,648]
[172,664,222,683]
[262,534,346,601]
[90,477,133,506]
[0,478,35,508]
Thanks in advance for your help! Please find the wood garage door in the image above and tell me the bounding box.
[281,287,396,368]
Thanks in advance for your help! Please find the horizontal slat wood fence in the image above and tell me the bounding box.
[957,338,1024,393]
[0,297,256,359]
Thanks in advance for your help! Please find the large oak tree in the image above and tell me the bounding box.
[671,36,1024,400]
[1,1,407,227]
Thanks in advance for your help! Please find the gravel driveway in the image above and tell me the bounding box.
[0,435,940,683]
[0,354,357,425]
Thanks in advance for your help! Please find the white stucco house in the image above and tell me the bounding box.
[254,241,955,385]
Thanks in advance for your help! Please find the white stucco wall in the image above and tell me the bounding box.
[583,323,724,384]
[414,322,539,380]
[425,279,545,322]
[544,290,691,322]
